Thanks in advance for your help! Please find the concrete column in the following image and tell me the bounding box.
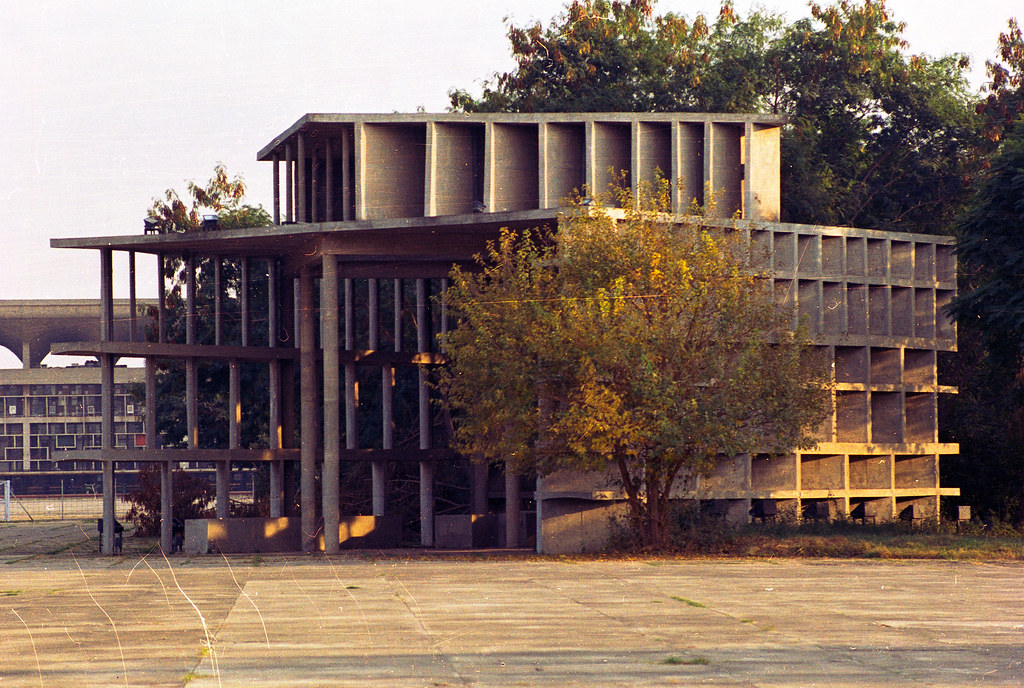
[321,257,340,554]
[285,143,294,223]
[186,255,198,452]
[326,138,335,222]
[310,142,319,224]
[220,359,240,519]
[299,269,317,551]
[273,154,281,225]
[368,278,386,515]
[20,342,30,371]
[297,132,306,223]
[505,469,521,548]
[100,249,116,555]
[268,258,283,517]
[240,257,250,347]
[157,254,167,344]
[101,353,115,555]
[160,460,173,553]
[417,278,433,546]
[128,251,137,343]
[344,279,356,457]
[185,253,196,346]
[214,257,223,346]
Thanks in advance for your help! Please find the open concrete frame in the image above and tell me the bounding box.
[50,112,957,555]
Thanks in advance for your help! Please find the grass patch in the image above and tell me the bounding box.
[663,655,709,665]
[345,585,361,590]
[670,595,705,608]
[663,519,1024,560]
[1,589,23,596]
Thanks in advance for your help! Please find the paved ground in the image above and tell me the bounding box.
[0,522,1022,687]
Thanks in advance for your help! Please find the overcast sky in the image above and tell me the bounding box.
[0,0,1019,364]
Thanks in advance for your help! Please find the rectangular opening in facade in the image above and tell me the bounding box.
[896,495,935,520]
[492,123,539,212]
[914,288,936,338]
[800,454,844,490]
[869,285,889,336]
[773,232,796,273]
[867,238,888,278]
[675,123,704,211]
[751,230,771,269]
[774,279,796,324]
[849,454,891,489]
[836,346,868,383]
[870,392,903,443]
[543,123,585,207]
[361,123,427,220]
[709,122,743,218]
[637,122,671,192]
[797,234,820,274]
[904,393,936,443]
[936,290,955,340]
[890,241,912,280]
[823,282,844,334]
[847,284,867,335]
[903,349,935,386]
[836,392,868,442]
[846,237,866,277]
[821,235,844,276]
[431,122,484,216]
[894,454,936,489]
[914,242,935,282]
[593,122,631,205]
[798,280,821,333]
[751,453,795,490]
[891,287,913,337]
[936,244,955,283]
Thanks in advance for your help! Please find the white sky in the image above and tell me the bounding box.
[0,0,1019,367]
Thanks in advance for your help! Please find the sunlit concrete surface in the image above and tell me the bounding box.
[0,540,1021,686]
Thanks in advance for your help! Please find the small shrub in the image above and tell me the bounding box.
[124,466,215,536]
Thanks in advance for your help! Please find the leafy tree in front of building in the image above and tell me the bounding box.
[440,187,833,547]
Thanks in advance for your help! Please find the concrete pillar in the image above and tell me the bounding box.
[285,142,294,223]
[214,257,223,346]
[128,251,137,343]
[273,154,281,225]
[417,278,433,546]
[297,132,306,223]
[268,258,283,517]
[101,354,115,555]
[299,269,318,551]
[322,257,340,554]
[240,257,250,347]
[368,278,386,516]
[157,253,167,344]
[160,460,173,553]
[20,342,30,370]
[505,469,521,548]
[99,249,116,555]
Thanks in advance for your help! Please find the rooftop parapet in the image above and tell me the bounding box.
[257,112,786,225]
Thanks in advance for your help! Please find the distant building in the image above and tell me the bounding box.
[0,301,147,494]
[52,113,958,554]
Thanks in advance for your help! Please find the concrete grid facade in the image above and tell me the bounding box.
[51,112,958,555]
[0,301,147,494]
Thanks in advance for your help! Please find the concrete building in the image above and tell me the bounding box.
[0,301,148,495]
[50,112,957,554]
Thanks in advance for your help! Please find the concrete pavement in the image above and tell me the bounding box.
[0,540,1021,686]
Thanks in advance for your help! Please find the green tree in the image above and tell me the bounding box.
[945,123,1024,521]
[440,188,832,547]
[450,0,981,234]
[145,165,273,451]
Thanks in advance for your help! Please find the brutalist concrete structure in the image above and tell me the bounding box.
[0,301,147,494]
[51,113,957,555]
